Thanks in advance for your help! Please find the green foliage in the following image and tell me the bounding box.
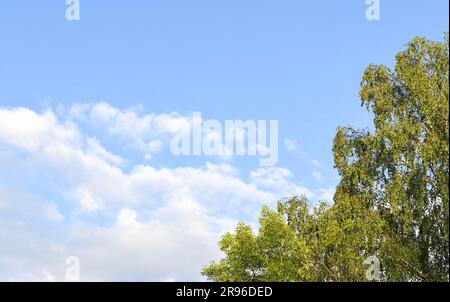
[202,35,449,282]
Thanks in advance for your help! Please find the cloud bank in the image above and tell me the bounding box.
[0,103,333,281]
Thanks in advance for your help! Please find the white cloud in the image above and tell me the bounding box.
[284,138,298,152]
[117,208,143,228]
[283,137,322,168]
[312,171,323,181]
[0,107,80,152]
[74,187,105,213]
[77,102,190,160]
[89,103,153,140]
[317,187,336,203]
[0,104,332,281]
[250,167,315,199]
[67,202,234,281]
[144,140,164,160]
[205,162,239,176]
[86,137,124,166]
[0,185,68,281]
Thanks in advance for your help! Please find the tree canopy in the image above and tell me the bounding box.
[202,34,449,282]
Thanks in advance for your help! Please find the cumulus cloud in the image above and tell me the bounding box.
[250,167,314,199]
[0,104,333,281]
[283,137,322,168]
[0,107,80,152]
[86,137,124,166]
[312,171,323,182]
[74,187,105,213]
[317,187,336,203]
[66,102,191,160]
[284,138,298,152]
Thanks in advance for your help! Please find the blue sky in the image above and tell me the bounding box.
[0,1,448,281]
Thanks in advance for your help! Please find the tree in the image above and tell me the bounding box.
[334,33,449,281]
[202,197,325,282]
[202,34,449,282]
